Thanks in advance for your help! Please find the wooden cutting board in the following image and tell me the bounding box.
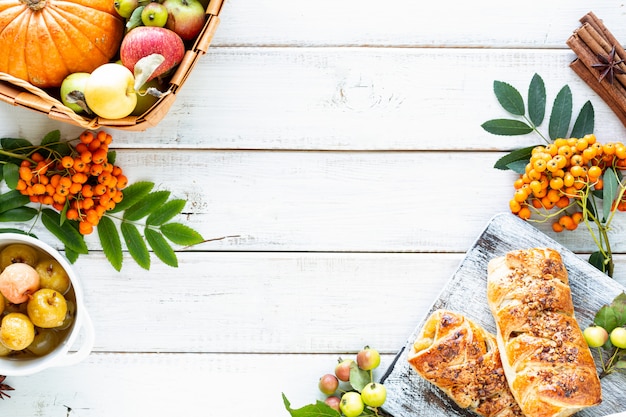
[380,212,626,417]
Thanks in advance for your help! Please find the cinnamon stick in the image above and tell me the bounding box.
[568,12,626,127]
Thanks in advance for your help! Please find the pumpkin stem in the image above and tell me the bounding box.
[19,0,47,11]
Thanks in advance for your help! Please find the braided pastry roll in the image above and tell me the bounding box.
[408,309,524,416]
[487,248,602,417]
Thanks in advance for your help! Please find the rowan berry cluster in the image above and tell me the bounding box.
[509,134,626,232]
[15,131,128,235]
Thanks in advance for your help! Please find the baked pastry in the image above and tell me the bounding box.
[487,248,602,417]
[408,309,524,416]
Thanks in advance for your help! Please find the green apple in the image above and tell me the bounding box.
[35,257,71,294]
[361,382,387,407]
[114,0,140,18]
[142,2,168,27]
[60,72,90,113]
[132,78,163,115]
[85,63,138,119]
[27,288,68,328]
[340,392,364,417]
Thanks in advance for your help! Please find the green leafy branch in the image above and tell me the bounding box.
[481,73,626,277]
[0,130,208,271]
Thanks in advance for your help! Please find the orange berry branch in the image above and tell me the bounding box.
[1,130,205,271]
[483,73,626,277]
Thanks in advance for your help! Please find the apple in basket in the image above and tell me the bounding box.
[84,63,138,119]
[120,26,185,81]
[162,0,206,41]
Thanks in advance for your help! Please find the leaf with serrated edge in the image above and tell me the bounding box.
[98,216,123,271]
[603,168,619,222]
[3,163,18,189]
[40,130,60,146]
[528,73,546,126]
[282,393,340,417]
[160,222,203,246]
[40,209,88,254]
[0,207,37,222]
[493,146,536,171]
[108,181,154,213]
[145,228,178,267]
[548,85,572,140]
[481,119,533,136]
[570,101,594,139]
[123,190,170,221]
[121,222,150,270]
[493,80,525,116]
[1,137,32,152]
[146,199,186,226]
[0,190,30,213]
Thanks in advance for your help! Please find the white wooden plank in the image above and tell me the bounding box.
[0,352,395,417]
[213,0,626,48]
[1,49,624,150]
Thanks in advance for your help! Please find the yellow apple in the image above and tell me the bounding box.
[84,63,138,119]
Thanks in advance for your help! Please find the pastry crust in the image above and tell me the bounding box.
[487,248,602,417]
[408,309,524,417]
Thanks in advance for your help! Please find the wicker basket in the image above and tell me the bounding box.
[0,0,224,131]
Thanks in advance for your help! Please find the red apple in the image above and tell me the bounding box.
[163,0,206,41]
[120,26,185,81]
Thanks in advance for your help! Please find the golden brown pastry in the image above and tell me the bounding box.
[487,248,602,417]
[408,309,524,417]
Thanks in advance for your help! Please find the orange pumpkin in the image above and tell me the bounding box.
[0,0,124,88]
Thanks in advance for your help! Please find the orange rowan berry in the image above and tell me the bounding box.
[73,158,87,172]
[85,209,99,225]
[66,208,79,220]
[572,212,584,224]
[618,201,626,211]
[559,215,575,230]
[604,142,616,155]
[92,148,107,165]
[29,195,40,203]
[592,142,603,156]
[514,178,525,189]
[37,174,49,186]
[16,179,27,191]
[80,131,94,144]
[18,167,33,183]
[94,183,107,196]
[549,177,564,190]
[544,144,558,157]
[594,178,604,190]
[88,139,101,152]
[72,172,88,185]
[111,166,122,177]
[556,196,570,208]
[61,156,74,168]
[530,180,542,196]
[99,193,111,206]
[31,183,46,195]
[616,143,626,159]
[558,146,573,159]
[45,184,55,196]
[552,222,565,232]
[528,169,542,181]
[78,221,93,235]
[553,155,567,169]
[95,205,106,217]
[82,197,95,210]
[570,155,584,167]
[112,190,123,204]
[102,162,113,173]
[81,184,94,198]
[546,159,559,173]
[34,160,50,176]
[69,181,83,195]
[564,172,576,186]
[575,138,589,151]
[75,143,88,154]
[80,151,92,164]
[31,153,44,162]
[588,165,602,179]
[582,147,597,162]
[554,138,568,148]
[52,193,66,205]
[41,195,54,206]
[20,160,31,167]
[547,189,561,203]
[533,159,547,173]
[56,187,69,197]
[89,164,103,176]
[514,188,528,203]
[509,199,521,213]
[98,172,111,185]
[59,176,72,189]
[116,174,128,189]
[518,207,531,220]
[106,200,116,211]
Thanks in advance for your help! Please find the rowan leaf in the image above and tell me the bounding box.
[98,216,123,271]
[2,163,18,189]
[0,190,30,213]
[481,119,533,136]
[40,209,88,254]
[146,199,186,226]
[493,146,536,172]
[494,80,525,116]
[123,190,170,221]
[528,73,546,126]
[160,222,203,246]
[40,130,60,146]
[145,228,178,267]
[0,207,37,222]
[549,85,572,140]
[602,168,619,222]
[108,181,154,213]
[570,100,594,138]
[121,222,150,270]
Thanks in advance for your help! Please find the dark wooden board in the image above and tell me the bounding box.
[380,213,626,417]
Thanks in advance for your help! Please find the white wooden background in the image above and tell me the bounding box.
[2,1,626,416]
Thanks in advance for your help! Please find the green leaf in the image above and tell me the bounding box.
[548,85,572,140]
[610,292,626,326]
[121,222,150,270]
[0,228,37,237]
[589,251,609,274]
[3,163,18,189]
[570,101,594,138]
[126,5,145,30]
[98,216,123,271]
[146,199,186,226]
[64,246,79,264]
[349,361,371,392]
[107,150,116,165]
[616,360,626,369]
[282,393,340,417]
[595,305,619,333]
[145,228,178,267]
[123,190,170,221]
[481,119,533,136]
[0,190,31,213]
[603,168,619,221]
[160,222,203,246]
[40,209,88,254]
[1,137,33,152]
[108,181,154,213]
[493,146,535,171]
[493,80,525,116]
[40,130,60,146]
[0,206,37,222]
[528,73,546,126]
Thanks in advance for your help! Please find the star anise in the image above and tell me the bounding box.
[0,375,14,399]
[592,45,626,84]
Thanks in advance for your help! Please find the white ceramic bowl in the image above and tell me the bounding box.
[0,233,94,376]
